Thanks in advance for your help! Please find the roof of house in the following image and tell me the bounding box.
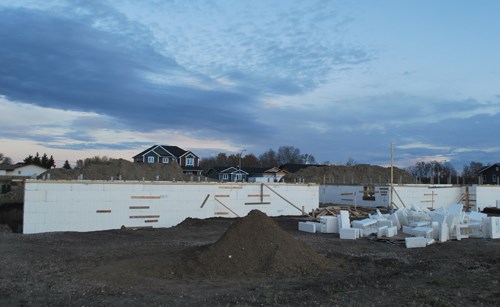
[207,166,286,176]
[0,163,47,171]
[474,163,500,175]
[133,145,198,159]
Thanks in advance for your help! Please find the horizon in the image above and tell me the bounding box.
[1,1,499,171]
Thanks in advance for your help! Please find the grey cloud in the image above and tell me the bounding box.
[0,7,268,137]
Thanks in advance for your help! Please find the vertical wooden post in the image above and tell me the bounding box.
[390,143,394,211]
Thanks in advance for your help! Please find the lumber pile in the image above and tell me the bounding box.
[311,205,387,220]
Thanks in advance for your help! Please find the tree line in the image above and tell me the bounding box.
[406,160,484,184]
[199,146,317,170]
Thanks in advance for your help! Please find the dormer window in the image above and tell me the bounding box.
[186,158,194,166]
[162,157,169,164]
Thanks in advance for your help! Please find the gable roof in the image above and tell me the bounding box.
[0,163,48,171]
[133,145,198,159]
[474,163,500,175]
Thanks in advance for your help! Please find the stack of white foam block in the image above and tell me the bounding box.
[298,204,500,247]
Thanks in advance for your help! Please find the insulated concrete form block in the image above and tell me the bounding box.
[340,228,358,240]
[439,222,449,242]
[377,226,388,238]
[319,216,338,233]
[490,217,500,239]
[405,237,428,248]
[339,210,350,229]
[386,226,398,237]
[298,222,316,233]
[351,218,377,229]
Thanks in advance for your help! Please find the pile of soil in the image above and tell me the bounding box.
[39,158,187,181]
[176,210,330,278]
[285,164,414,184]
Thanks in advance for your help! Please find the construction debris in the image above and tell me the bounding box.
[299,204,500,248]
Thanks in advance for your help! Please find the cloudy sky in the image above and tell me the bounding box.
[1,0,499,170]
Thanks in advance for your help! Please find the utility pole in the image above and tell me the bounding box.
[390,143,394,212]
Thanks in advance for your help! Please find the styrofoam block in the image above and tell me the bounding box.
[491,217,500,239]
[483,218,492,239]
[319,216,338,233]
[395,209,409,227]
[448,204,464,215]
[409,221,430,227]
[439,222,449,242]
[405,237,427,248]
[298,222,316,233]
[402,226,416,236]
[426,238,435,246]
[388,213,401,230]
[362,227,378,236]
[377,226,388,238]
[386,226,398,237]
[377,220,393,228]
[432,222,439,240]
[339,228,357,240]
[413,226,433,238]
[351,218,377,228]
[339,210,350,229]
[468,211,487,222]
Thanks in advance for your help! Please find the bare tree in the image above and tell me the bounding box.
[277,146,302,165]
[259,149,278,167]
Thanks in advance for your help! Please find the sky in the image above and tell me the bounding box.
[1,0,499,171]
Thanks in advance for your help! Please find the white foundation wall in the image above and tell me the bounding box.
[472,185,500,211]
[320,184,464,210]
[23,180,318,234]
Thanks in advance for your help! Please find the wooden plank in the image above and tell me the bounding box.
[214,194,230,198]
[131,196,161,199]
[200,194,210,208]
[341,193,354,196]
[247,194,270,197]
[96,210,111,213]
[144,219,158,223]
[129,215,160,219]
[244,202,271,205]
[214,212,229,215]
[129,206,150,209]
[341,198,354,201]
[218,186,243,189]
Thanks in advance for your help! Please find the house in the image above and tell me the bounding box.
[132,145,203,176]
[475,163,500,185]
[205,167,249,182]
[205,166,288,182]
[0,163,48,177]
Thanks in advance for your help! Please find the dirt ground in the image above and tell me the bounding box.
[1,215,500,306]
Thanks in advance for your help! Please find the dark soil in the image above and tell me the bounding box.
[1,214,500,306]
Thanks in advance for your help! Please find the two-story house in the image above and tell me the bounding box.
[475,163,500,185]
[133,145,203,176]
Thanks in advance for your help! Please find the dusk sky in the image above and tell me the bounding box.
[1,0,499,171]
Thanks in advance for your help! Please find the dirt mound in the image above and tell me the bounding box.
[176,210,329,278]
[286,164,414,184]
[40,159,186,181]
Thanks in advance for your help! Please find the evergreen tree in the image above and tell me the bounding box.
[33,152,41,166]
[63,160,71,169]
[24,155,34,164]
[48,155,56,168]
[41,153,49,167]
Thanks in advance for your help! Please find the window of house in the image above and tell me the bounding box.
[18,170,21,175]
[147,156,155,163]
[162,157,169,163]
[493,175,498,183]
[222,174,229,180]
[186,158,194,166]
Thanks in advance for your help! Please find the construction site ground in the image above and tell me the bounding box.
[1,215,500,306]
